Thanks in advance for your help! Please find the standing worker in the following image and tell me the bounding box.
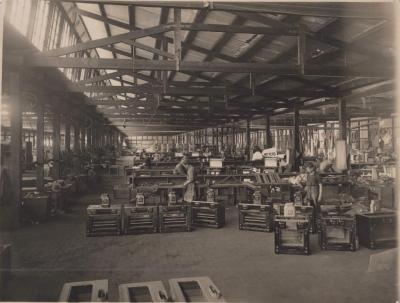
[173,156,197,202]
[304,162,323,213]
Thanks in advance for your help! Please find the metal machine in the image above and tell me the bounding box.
[119,281,168,302]
[123,205,158,234]
[191,201,225,228]
[159,205,192,232]
[274,216,310,255]
[319,214,358,251]
[356,211,396,249]
[238,203,273,232]
[86,204,122,236]
[58,279,108,302]
[168,277,226,303]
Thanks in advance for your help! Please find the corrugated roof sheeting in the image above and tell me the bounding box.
[172,73,191,82]
[221,73,246,84]
[253,36,297,62]
[135,7,162,28]
[109,24,129,36]
[192,31,225,51]
[80,16,108,39]
[263,79,306,91]
[62,2,394,126]
[184,49,207,62]
[219,33,259,58]
[97,48,115,59]
[103,4,129,22]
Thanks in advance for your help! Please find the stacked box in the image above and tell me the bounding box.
[123,205,158,234]
[238,203,273,232]
[319,215,357,251]
[274,216,310,255]
[192,201,225,228]
[159,205,192,232]
[86,205,122,236]
[356,211,396,249]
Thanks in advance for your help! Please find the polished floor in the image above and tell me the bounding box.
[1,192,397,302]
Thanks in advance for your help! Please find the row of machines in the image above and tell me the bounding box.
[86,190,226,237]
[238,190,396,255]
[59,276,225,302]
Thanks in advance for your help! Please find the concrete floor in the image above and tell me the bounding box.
[1,193,397,302]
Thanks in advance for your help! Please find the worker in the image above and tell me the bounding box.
[173,156,197,202]
[378,136,385,153]
[51,179,69,215]
[304,162,323,213]
[183,159,197,202]
[173,156,188,175]
[144,154,152,168]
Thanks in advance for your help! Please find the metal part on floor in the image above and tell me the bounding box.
[58,279,108,302]
[119,281,168,302]
[169,276,226,303]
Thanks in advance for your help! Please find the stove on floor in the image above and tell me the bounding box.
[123,205,158,234]
[191,201,225,228]
[86,204,122,237]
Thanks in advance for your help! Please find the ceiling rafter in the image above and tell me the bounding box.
[168,8,209,82]
[186,15,247,86]
[150,7,170,79]
[98,3,125,100]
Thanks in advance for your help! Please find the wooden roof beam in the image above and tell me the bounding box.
[23,57,393,77]
[58,1,394,19]
[41,24,175,57]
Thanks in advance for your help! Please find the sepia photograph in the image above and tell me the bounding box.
[0,0,398,302]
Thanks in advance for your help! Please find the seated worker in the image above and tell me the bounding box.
[304,162,323,213]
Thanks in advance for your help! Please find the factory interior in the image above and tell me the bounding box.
[0,1,398,302]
